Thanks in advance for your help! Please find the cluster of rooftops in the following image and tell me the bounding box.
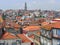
[0,15,60,45]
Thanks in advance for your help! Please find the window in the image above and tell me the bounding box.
[46,39,51,45]
[53,29,57,36]
[42,30,46,35]
[44,38,47,45]
[57,40,60,45]
[57,29,60,36]
[53,39,60,45]
[40,30,43,33]
[46,31,51,38]
[40,29,44,33]
[45,31,49,36]
[12,42,17,45]
[16,40,21,45]
[40,36,44,44]
[53,29,60,36]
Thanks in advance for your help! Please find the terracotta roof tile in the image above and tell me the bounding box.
[13,23,20,28]
[41,22,49,26]
[52,22,60,28]
[2,32,17,39]
[17,34,32,43]
[13,23,20,31]
[16,16,21,19]
[23,26,40,31]
[18,20,24,23]
[42,22,60,30]
[41,24,52,30]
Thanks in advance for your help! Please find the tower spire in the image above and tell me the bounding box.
[25,2,27,11]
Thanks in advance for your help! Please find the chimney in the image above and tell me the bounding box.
[19,27,23,34]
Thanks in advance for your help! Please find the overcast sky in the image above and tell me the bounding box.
[0,0,60,10]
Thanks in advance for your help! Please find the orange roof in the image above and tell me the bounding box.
[52,22,60,28]
[17,34,32,43]
[2,32,17,39]
[25,18,31,20]
[41,23,52,30]
[14,28,19,31]
[41,22,49,26]
[18,20,24,23]
[13,23,20,31]
[42,22,60,30]
[13,23,20,28]
[16,16,21,19]
[23,26,40,31]
[37,18,46,23]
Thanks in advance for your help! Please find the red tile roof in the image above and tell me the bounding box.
[13,23,20,28]
[17,34,32,43]
[42,22,60,30]
[41,22,49,26]
[16,16,21,19]
[41,23,52,30]
[1,32,17,39]
[23,26,40,31]
[52,22,60,28]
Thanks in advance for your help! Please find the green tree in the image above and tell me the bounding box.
[2,13,6,20]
